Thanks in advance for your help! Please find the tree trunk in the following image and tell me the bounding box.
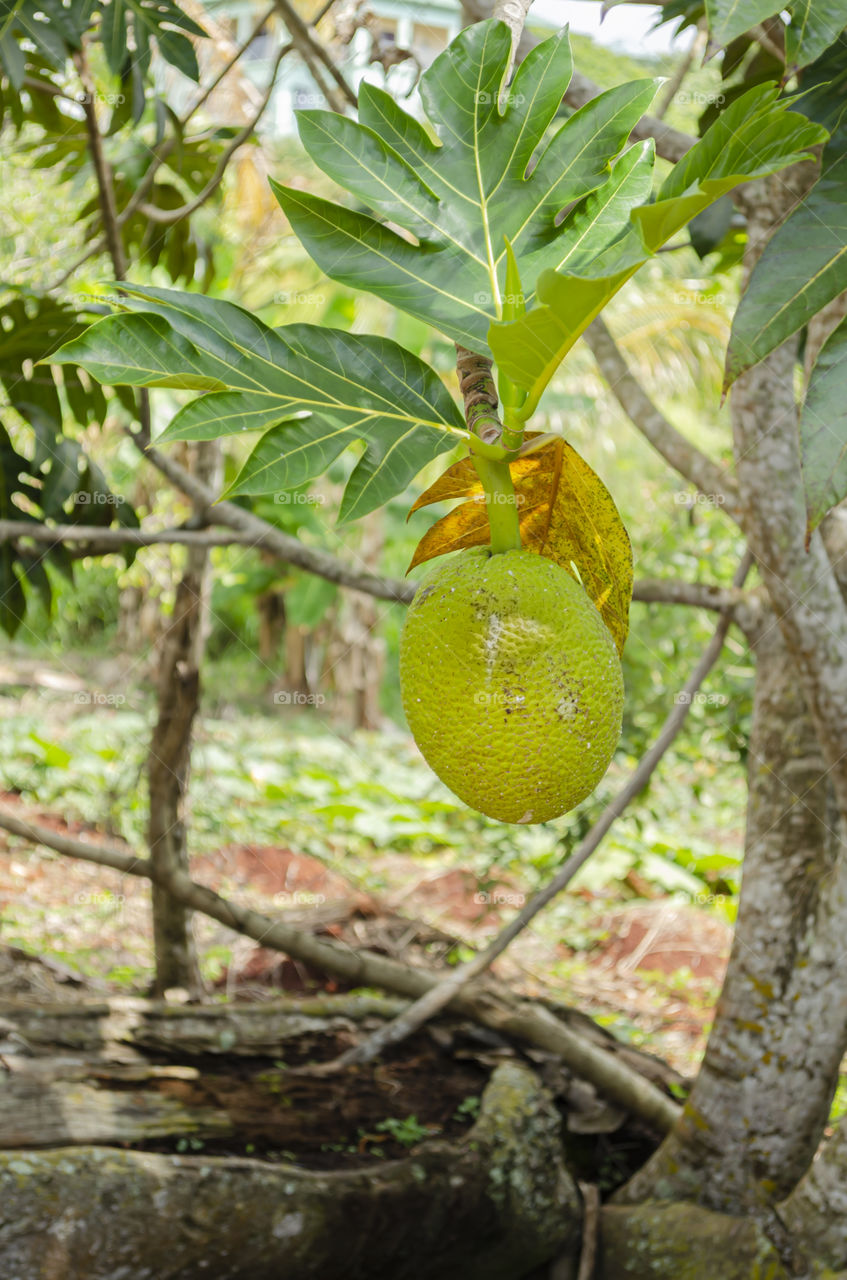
[618,171,847,1216]
[619,624,847,1209]
[324,511,385,729]
[148,442,220,996]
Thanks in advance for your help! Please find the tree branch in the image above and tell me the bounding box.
[52,12,291,283]
[140,437,421,601]
[564,69,695,165]
[0,517,743,613]
[273,0,356,112]
[584,316,739,516]
[0,805,679,1132]
[653,24,707,121]
[137,38,291,226]
[731,178,847,821]
[321,552,751,1071]
[491,0,534,68]
[73,49,127,279]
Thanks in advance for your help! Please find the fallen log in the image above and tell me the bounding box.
[0,1060,582,1280]
[0,807,682,1133]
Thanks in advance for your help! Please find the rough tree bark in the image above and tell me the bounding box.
[0,1052,581,1280]
[619,623,846,1210]
[616,173,847,1226]
[148,443,220,996]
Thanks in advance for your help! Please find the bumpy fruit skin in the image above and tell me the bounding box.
[400,547,624,824]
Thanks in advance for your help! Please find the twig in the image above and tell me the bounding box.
[0,516,742,611]
[273,0,356,110]
[748,22,785,64]
[584,316,739,515]
[137,39,291,226]
[0,804,679,1131]
[632,577,744,611]
[51,13,290,283]
[73,49,127,278]
[654,24,707,121]
[563,68,694,165]
[309,552,753,1072]
[186,4,278,119]
[118,4,280,223]
[575,1183,600,1280]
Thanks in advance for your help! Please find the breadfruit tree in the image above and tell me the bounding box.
[7,0,847,1272]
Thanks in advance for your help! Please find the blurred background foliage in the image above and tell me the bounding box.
[0,3,750,1006]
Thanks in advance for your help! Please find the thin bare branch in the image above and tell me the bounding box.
[564,68,694,165]
[584,316,739,515]
[73,49,127,278]
[273,0,356,111]
[52,15,291,283]
[654,24,707,121]
[576,1182,601,1280]
[0,517,742,613]
[137,39,291,226]
[116,4,280,224]
[748,22,785,63]
[0,804,679,1131]
[632,578,744,611]
[137,438,419,601]
[315,551,752,1071]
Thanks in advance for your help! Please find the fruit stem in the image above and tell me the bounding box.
[456,345,522,554]
[472,451,522,554]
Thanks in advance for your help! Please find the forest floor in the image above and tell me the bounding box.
[0,656,742,1077]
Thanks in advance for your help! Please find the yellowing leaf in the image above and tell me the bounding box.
[407,436,632,653]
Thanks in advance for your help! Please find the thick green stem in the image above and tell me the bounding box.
[456,345,523,554]
[472,452,522,554]
[500,403,525,452]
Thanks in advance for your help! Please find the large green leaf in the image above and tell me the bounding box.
[272,21,658,352]
[489,140,654,403]
[800,314,847,532]
[786,2,847,68]
[705,0,783,47]
[726,122,847,386]
[51,286,465,522]
[491,84,826,414]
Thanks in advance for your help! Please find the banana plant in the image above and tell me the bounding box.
[52,20,826,653]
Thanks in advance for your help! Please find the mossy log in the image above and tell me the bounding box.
[597,1201,789,1279]
[0,1060,581,1280]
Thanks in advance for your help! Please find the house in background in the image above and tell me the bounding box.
[200,0,464,136]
